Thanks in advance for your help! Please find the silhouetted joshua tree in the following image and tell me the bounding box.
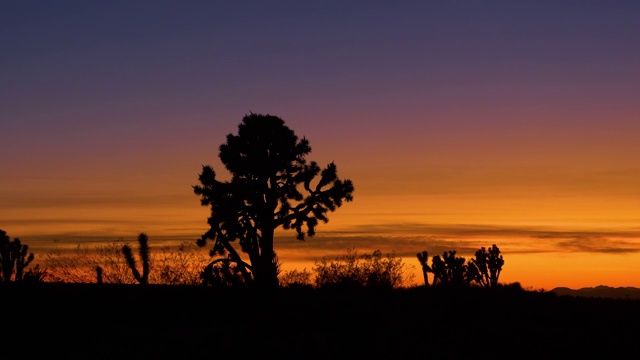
[429,250,470,287]
[421,245,506,288]
[469,244,504,287]
[0,229,35,282]
[194,113,354,289]
[416,250,431,287]
[122,233,151,285]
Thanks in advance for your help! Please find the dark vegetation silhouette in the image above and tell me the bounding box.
[193,113,354,289]
[1,226,638,359]
[200,258,250,288]
[44,239,209,284]
[416,250,431,286]
[416,244,505,288]
[122,233,151,285]
[0,229,46,283]
[2,115,639,358]
[312,248,412,289]
[470,244,504,287]
[45,240,135,284]
[96,265,103,284]
[431,250,469,286]
[5,266,640,359]
[278,267,313,288]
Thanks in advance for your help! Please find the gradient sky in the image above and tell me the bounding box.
[2,0,640,290]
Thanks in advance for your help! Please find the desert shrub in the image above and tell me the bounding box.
[43,240,210,285]
[154,242,210,285]
[279,268,313,288]
[43,241,134,284]
[313,248,414,289]
[21,265,49,284]
[200,260,250,288]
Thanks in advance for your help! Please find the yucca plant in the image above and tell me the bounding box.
[122,233,151,285]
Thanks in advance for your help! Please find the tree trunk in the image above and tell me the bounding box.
[256,224,279,289]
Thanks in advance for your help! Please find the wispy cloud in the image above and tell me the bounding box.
[273,222,640,260]
[6,218,640,260]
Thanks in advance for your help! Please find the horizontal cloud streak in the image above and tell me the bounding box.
[7,218,640,262]
[273,222,640,260]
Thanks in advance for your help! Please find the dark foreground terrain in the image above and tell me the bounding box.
[3,283,639,359]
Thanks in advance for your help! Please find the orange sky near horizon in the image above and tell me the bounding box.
[4,184,640,290]
[2,1,640,290]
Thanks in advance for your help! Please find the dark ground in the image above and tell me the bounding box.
[3,282,639,359]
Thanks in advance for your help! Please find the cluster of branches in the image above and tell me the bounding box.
[416,244,505,288]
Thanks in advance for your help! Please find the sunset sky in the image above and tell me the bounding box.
[2,1,640,290]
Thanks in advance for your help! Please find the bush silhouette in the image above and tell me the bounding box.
[200,259,250,288]
[44,240,209,284]
[279,268,314,288]
[194,113,354,289]
[313,248,413,289]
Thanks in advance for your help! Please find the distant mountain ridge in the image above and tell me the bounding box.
[551,285,640,300]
